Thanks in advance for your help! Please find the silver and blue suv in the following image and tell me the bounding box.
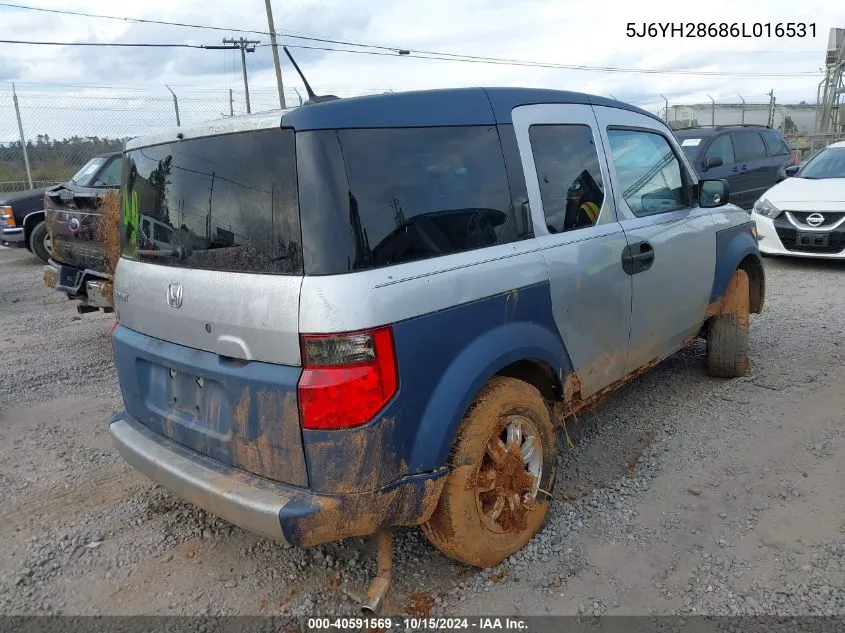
[108,88,765,569]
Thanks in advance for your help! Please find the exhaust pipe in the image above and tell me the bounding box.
[360,529,392,615]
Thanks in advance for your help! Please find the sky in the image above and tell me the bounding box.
[0,0,843,141]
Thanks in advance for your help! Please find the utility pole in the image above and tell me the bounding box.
[737,95,746,124]
[817,28,845,133]
[222,38,260,113]
[767,89,776,128]
[11,83,33,189]
[660,94,669,122]
[229,89,234,117]
[264,0,286,109]
[707,94,715,126]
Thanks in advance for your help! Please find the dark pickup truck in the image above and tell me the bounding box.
[42,152,121,313]
[1,186,52,262]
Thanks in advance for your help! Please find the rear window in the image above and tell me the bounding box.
[761,129,790,156]
[732,131,767,161]
[121,128,302,275]
[297,125,520,275]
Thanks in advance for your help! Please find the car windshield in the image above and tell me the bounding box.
[70,157,107,186]
[677,136,703,160]
[798,147,845,179]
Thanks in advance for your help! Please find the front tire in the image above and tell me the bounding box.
[707,269,750,378]
[29,220,52,263]
[421,376,556,568]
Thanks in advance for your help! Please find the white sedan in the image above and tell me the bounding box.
[751,140,845,259]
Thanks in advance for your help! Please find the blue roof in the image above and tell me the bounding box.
[281,87,661,130]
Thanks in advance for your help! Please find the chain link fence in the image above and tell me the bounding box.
[0,87,378,193]
[4,88,845,193]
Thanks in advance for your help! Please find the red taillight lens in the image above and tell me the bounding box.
[110,321,119,337]
[298,326,398,430]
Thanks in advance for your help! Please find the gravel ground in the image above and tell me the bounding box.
[0,244,843,618]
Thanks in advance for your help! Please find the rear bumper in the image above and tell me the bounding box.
[43,260,113,307]
[109,414,447,547]
[1,227,24,243]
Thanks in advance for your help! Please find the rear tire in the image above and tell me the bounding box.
[707,269,750,378]
[421,376,556,568]
[29,220,52,263]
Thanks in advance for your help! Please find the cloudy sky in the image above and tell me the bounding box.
[0,0,842,139]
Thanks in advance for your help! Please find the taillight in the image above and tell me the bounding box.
[298,326,398,430]
[110,321,119,337]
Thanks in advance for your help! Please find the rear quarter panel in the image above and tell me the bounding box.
[298,242,570,494]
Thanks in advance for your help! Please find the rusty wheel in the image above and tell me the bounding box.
[421,376,556,568]
[476,415,543,534]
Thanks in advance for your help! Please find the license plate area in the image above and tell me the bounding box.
[146,362,231,442]
[796,232,829,248]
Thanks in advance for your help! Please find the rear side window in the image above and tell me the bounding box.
[705,134,735,166]
[528,125,604,233]
[121,128,302,275]
[732,132,767,161]
[761,129,789,156]
[607,129,688,217]
[298,126,518,274]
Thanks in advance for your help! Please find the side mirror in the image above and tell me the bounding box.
[784,165,800,178]
[704,156,723,169]
[699,179,729,208]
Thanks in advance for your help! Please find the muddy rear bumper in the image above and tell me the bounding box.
[109,414,447,547]
[110,416,294,543]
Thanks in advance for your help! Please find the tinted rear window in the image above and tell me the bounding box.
[761,129,789,156]
[732,132,767,161]
[121,128,302,274]
[298,125,520,275]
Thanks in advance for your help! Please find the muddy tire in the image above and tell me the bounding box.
[421,376,556,568]
[29,220,52,263]
[707,269,750,378]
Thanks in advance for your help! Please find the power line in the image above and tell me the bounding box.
[0,2,824,78]
[0,39,210,48]
[0,37,823,78]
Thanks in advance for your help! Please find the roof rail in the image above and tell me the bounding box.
[672,123,771,131]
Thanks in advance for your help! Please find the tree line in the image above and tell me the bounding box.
[0,135,128,186]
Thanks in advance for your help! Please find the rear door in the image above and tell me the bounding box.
[731,131,771,208]
[593,106,716,374]
[512,104,632,398]
[113,127,308,486]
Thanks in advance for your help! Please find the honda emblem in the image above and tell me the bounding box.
[166,283,183,308]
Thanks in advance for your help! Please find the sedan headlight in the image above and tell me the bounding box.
[752,198,781,219]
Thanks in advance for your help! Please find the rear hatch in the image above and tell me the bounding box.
[113,127,308,486]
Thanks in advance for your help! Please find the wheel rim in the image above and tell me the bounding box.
[43,232,53,255]
[476,414,544,534]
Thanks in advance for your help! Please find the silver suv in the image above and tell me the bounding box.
[108,88,764,599]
